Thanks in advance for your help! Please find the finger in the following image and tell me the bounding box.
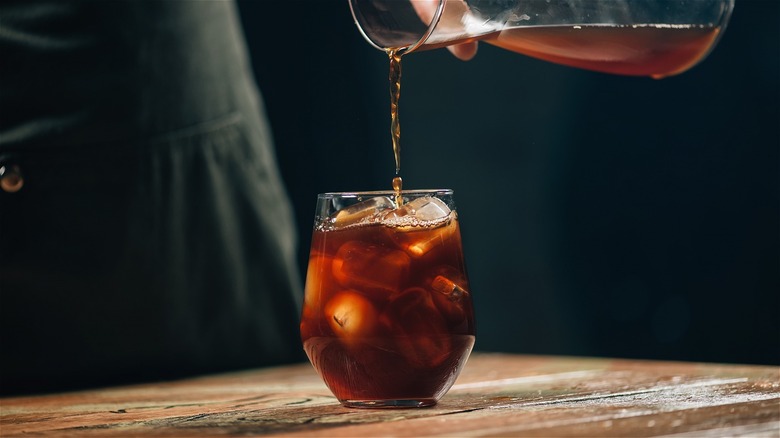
[447,42,478,61]
[410,0,438,26]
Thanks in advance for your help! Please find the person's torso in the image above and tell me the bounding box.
[0,0,262,150]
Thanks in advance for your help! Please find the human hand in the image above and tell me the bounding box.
[447,42,478,61]
[410,0,478,61]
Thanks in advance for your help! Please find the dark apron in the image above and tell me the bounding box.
[0,0,304,394]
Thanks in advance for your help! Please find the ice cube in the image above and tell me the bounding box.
[331,196,394,228]
[431,275,470,301]
[380,287,451,368]
[428,266,471,326]
[384,196,451,226]
[400,218,459,257]
[324,290,378,344]
[382,196,458,256]
[332,240,411,296]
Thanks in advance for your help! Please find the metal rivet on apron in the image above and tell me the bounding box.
[0,162,24,193]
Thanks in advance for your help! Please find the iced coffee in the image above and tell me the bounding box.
[300,190,475,408]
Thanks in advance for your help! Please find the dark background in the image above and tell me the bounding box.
[238,0,779,366]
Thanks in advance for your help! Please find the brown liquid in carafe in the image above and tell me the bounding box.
[486,24,721,79]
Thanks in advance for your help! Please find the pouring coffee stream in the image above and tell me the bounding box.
[389,49,404,208]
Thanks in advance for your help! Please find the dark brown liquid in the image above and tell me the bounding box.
[300,210,476,404]
[388,49,406,206]
[304,335,474,404]
[388,49,403,175]
[489,24,720,79]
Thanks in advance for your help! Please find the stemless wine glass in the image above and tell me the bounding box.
[349,0,735,78]
[300,189,476,408]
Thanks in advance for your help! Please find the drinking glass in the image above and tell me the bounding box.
[300,189,476,408]
[349,0,735,78]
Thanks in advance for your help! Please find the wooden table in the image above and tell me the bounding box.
[2,353,778,437]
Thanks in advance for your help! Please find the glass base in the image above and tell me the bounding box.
[342,399,437,409]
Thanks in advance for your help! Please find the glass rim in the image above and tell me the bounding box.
[348,0,445,54]
[318,189,453,198]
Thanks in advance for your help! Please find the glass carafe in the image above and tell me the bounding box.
[349,0,735,78]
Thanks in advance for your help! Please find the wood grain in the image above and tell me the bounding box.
[1,353,778,437]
